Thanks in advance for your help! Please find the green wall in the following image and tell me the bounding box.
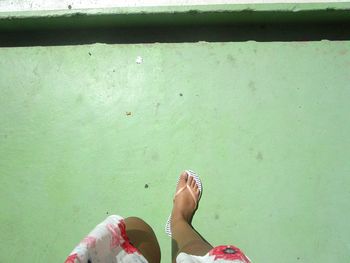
[1,40,350,262]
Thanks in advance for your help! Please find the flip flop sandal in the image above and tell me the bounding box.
[165,170,202,237]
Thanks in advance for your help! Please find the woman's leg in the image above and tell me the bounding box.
[171,172,213,263]
[125,217,161,263]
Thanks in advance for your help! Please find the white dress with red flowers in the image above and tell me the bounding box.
[65,215,147,263]
[65,215,250,263]
[176,246,251,263]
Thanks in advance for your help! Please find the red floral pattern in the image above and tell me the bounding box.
[118,220,140,254]
[65,216,146,263]
[107,223,123,248]
[64,253,78,263]
[209,245,250,262]
[106,219,140,254]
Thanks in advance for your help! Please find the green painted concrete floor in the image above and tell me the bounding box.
[0,41,350,263]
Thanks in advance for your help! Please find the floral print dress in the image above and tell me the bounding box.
[65,215,250,263]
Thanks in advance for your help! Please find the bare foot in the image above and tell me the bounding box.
[171,171,200,226]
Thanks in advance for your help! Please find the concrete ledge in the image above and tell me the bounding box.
[0,3,350,31]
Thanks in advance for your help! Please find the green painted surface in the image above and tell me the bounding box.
[1,40,350,263]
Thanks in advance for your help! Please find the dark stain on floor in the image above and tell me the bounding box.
[256,151,263,161]
[227,54,236,63]
[249,81,256,93]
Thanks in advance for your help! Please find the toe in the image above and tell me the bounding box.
[180,171,188,182]
[187,175,193,185]
[191,178,197,188]
[176,172,188,190]
[193,181,198,190]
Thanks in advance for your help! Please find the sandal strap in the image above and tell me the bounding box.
[174,184,197,208]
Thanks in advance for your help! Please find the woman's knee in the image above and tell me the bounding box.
[125,217,152,232]
[124,217,161,263]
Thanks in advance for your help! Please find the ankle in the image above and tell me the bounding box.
[171,213,192,230]
[171,217,186,234]
[172,208,192,221]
